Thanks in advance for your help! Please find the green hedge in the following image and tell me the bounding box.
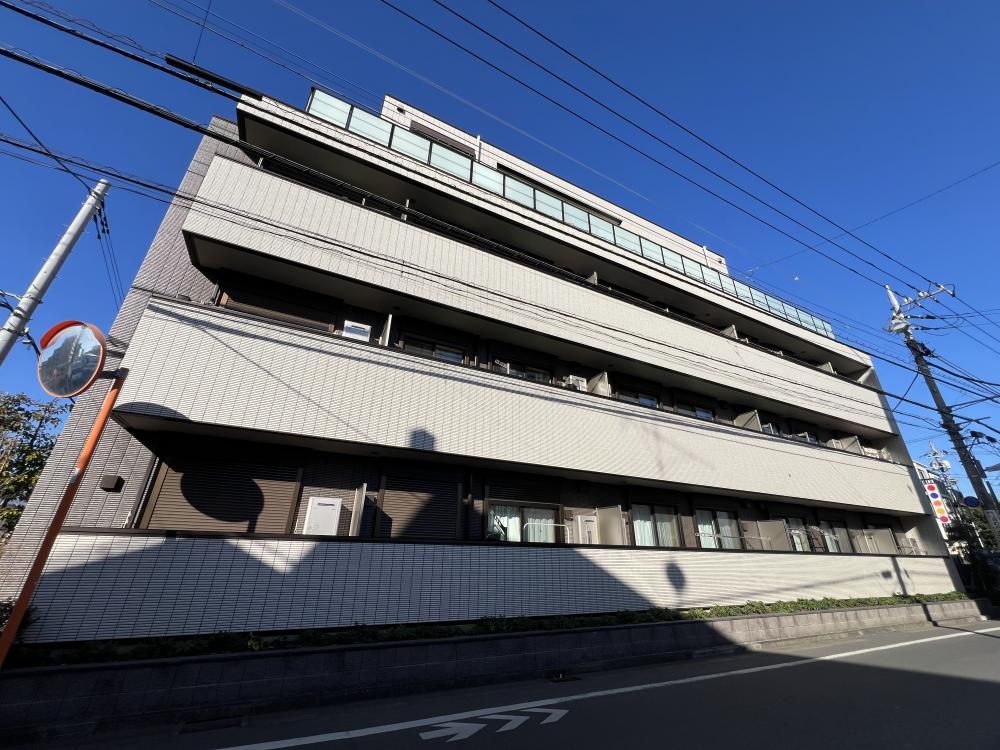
[6,592,968,668]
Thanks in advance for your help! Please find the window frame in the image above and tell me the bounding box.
[485,501,562,544]
[631,503,681,548]
[402,335,467,365]
[695,508,743,550]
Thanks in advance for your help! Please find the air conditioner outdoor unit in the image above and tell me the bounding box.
[564,375,587,391]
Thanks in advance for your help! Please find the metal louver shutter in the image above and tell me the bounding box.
[144,457,298,533]
[378,476,460,539]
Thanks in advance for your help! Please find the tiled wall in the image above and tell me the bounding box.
[117,300,928,514]
[184,157,889,431]
[0,122,253,599]
[22,532,959,642]
[240,97,867,365]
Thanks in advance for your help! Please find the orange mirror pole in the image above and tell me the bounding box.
[0,369,127,668]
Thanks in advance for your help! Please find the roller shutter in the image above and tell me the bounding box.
[377,475,460,539]
[143,456,299,533]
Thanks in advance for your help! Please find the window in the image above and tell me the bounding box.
[613,226,642,255]
[504,175,534,207]
[681,256,704,282]
[390,128,431,162]
[696,509,741,550]
[347,108,392,146]
[405,337,465,364]
[640,238,664,264]
[342,320,372,342]
[487,504,557,543]
[563,203,590,232]
[429,143,472,180]
[819,521,852,553]
[618,389,658,408]
[783,517,809,552]
[749,288,770,311]
[661,248,684,272]
[761,422,779,435]
[535,191,563,220]
[589,215,616,243]
[677,403,714,421]
[472,162,504,194]
[765,295,786,316]
[632,504,680,547]
[702,268,723,289]
[509,363,551,383]
[309,90,351,128]
[733,280,754,303]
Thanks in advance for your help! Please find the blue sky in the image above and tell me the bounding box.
[2,0,999,490]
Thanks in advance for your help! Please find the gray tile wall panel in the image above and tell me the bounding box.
[118,300,927,514]
[0,121,253,599]
[20,532,958,642]
[184,158,890,432]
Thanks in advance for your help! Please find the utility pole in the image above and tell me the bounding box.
[0,179,110,367]
[886,285,1000,537]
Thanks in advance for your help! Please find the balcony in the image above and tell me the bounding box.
[182,156,893,434]
[116,298,927,515]
[237,95,868,362]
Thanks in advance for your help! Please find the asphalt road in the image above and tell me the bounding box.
[45,622,1000,750]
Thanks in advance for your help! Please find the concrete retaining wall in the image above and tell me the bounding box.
[2,598,990,743]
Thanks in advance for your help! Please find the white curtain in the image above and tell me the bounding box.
[523,507,556,543]
[696,509,718,549]
[717,512,741,550]
[655,510,681,547]
[632,505,655,547]
[488,504,521,542]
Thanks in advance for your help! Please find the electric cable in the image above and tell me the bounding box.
[2,34,996,416]
[0,128,964,427]
[480,0,1000,346]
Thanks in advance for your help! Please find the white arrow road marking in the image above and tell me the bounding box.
[479,714,529,732]
[522,708,568,724]
[213,625,1000,750]
[419,722,485,742]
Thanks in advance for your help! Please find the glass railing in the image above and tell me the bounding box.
[305,90,836,340]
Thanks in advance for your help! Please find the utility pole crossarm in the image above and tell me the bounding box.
[886,284,1000,537]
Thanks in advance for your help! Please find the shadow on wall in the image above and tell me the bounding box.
[18,524,961,646]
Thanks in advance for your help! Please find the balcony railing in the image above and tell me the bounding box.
[304,89,837,341]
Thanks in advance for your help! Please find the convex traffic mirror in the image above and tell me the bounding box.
[37,321,107,398]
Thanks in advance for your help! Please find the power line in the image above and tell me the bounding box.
[369,0,903,291]
[147,0,382,109]
[5,5,998,406]
[0,92,89,190]
[190,0,211,62]
[0,128,951,427]
[424,0,933,293]
[481,0,1000,351]
[4,23,997,419]
[480,0,938,290]
[0,90,124,308]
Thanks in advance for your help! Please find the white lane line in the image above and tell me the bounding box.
[214,625,1000,750]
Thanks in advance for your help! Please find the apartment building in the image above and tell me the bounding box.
[1,86,960,643]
